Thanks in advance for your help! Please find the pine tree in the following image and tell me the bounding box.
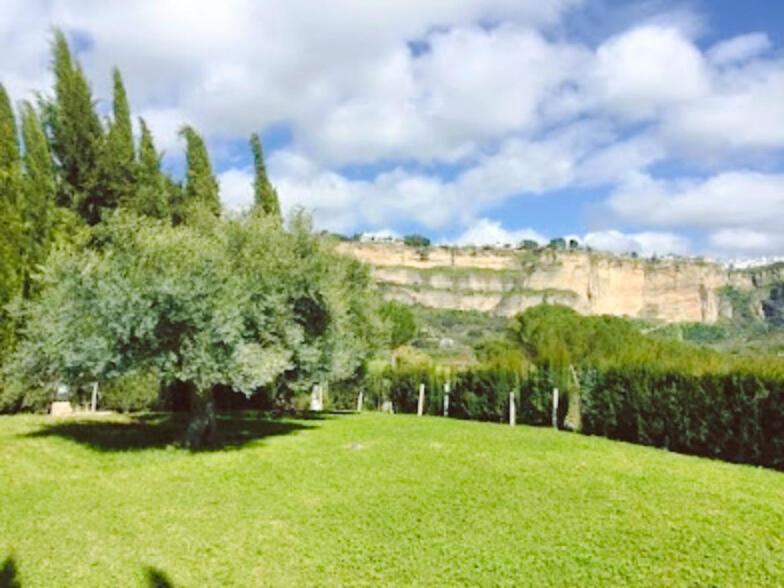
[98,68,136,211]
[19,101,56,296]
[0,84,23,356]
[179,125,220,220]
[133,117,169,220]
[250,133,281,220]
[47,30,105,224]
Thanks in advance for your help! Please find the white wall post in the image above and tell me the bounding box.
[443,382,450,417]
[417,383,425,416]
[357,389,364,412]
[552,387,559,429]
[310,384,323,411]
[509,391,516,426]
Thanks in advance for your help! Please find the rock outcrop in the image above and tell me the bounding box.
[338,242,779,324]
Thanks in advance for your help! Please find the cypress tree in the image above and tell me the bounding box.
[133,117,169,220]
[250,133,281,220]
[179,125,220,220]
[99,68,136,211]
[19,101,56,296]
[48,30,105,224]
[0,84,23,356]
[0,85,20,172]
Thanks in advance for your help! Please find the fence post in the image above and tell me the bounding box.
[509,391,516,426]
[443,382,450,417]
[552,387,559,429]
[357,389,364,413]
[417,383,425,416]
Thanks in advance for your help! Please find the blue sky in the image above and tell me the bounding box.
[2,0,783,258]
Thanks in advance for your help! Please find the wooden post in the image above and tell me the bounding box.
[357,390,364,413]
[443,382,450,417]
[552,387,559,429]
[417,383,425,416]
[91,382,99,412]
[509,391,516,426]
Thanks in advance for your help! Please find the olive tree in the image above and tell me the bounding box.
[9,211,381,447]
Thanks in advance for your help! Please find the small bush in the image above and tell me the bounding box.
[100,372,161,413]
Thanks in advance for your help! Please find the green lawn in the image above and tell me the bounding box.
[1,412,783,586]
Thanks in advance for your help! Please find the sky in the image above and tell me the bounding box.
[1,0,783,259]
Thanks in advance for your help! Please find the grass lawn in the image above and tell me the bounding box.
[1,412,783,586]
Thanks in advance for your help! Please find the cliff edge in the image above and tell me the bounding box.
[337,242,780,324]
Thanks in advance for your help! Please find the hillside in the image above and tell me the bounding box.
[2,412,783,586]
[338,242,784,325]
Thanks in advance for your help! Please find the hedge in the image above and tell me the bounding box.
[580,368,784,469]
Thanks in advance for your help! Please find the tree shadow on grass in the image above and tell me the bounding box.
[144,566,174,587]
[23,412,319,453]
[0,555,21,588]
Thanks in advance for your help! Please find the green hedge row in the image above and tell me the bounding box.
[361,365,568,426]
[359,363,784,470]
[580,368,784,469]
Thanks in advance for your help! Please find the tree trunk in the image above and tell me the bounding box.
[183,387,217,449]
[563,364,582,432]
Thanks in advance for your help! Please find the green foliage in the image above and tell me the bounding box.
[720,286,761,324]
[47,30,105,223]
[179,125,220,221]
[509,304,731,374]
[0,84,23,361]
[250,133,281,220]
[509,304,784,467]
[379,301,417,348]
[403,234,431,248]
[581,368,784,468]
[98,69,137,213]
[132,117,170,220]
[99,371,161,413]
[473,337,528,371]
[19,101,56,297]
[8,212,380,416]
[0,83,20,170]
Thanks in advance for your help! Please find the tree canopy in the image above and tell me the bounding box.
[9,212,381,445]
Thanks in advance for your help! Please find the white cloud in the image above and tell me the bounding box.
[661,61,784,155]
[607,171,784,230]
[1,0,783,258]
[451,218,545,246]
[708,228,783,255]
[217,168,254,210]
[707,33,771,66]
[269,135,581,233]
[589,25,709,120]
[583,230,690,257]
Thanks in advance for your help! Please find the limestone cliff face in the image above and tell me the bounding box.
[337,242,769,323]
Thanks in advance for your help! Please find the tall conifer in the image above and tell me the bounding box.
[99,68,136,211]
[20,101,56,296]
[48,30,104,223]
[180,125,220,220]
[0,84,23,356]
[250,133,281,220]
[133,117,169,219]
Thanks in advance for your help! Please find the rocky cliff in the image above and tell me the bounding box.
[337,242,780,324]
